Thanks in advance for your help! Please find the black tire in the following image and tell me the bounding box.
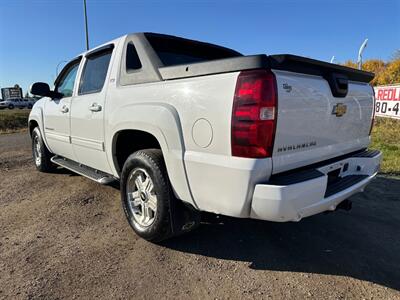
[121,149,173,242]
[8,104,14,109]
[31,127,56,172]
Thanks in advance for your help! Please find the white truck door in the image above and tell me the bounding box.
[43,58,81,160]
[70,45,113,173]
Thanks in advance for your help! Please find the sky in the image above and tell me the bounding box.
[0,0,399,95]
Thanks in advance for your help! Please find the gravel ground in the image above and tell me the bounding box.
[0,132,399,299]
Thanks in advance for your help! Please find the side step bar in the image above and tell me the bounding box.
[51,156,116,185]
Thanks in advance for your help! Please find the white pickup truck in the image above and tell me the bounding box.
[29,33,381,241]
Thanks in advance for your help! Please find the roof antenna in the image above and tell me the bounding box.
[357,39,368,70]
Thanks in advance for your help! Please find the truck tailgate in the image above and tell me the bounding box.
[270,55,374,174]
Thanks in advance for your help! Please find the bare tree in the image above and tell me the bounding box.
[392,49,400,60]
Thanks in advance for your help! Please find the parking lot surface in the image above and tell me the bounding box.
[0,132,399,299]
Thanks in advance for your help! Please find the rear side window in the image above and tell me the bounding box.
[145,33,242,67]
[126,43,142,71]
[79,49,112,95]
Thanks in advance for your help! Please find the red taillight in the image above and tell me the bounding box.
[231,70,277,158]
[369,85,375,136]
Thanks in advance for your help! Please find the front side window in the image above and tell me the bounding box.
[55,61,80,97]
[79,49,112,95]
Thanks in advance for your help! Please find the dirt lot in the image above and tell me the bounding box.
[0,132,399,299]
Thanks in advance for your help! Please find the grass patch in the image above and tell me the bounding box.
[370,117,400,175]
[0,109,30,133]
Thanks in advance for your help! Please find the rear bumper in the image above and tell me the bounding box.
[250,150,382,222]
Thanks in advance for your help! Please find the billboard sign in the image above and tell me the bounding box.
[1,86,23,100]
[374,85,400,119]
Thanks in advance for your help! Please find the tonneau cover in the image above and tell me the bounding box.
[159,54,374,83]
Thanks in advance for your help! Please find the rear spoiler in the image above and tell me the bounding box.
[269,54,374,83]
[159,54,374,84]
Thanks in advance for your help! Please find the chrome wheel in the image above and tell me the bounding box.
[33,135,42,166]
[126,168,157,227]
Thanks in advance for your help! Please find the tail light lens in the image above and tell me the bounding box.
[369,85,375,136]
[231,70,277,158]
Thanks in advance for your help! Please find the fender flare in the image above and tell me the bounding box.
[28,105,52,151]
[107,102,196,208]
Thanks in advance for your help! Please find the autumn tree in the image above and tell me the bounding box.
[342,51,400,86]
[363,60,385,85]
[343,60,357,69]
[377,59,400,85]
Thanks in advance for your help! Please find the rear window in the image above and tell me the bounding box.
[145,33,242,67]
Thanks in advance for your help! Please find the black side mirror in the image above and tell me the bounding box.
[30,82,62,99]
[30,82,50,96]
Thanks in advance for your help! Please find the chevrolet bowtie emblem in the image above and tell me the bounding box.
[332,103,347,117]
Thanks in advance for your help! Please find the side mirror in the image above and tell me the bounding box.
[30,82,63,99]
[30,82,50,97]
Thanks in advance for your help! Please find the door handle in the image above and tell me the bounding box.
[89,103,102,112]
[60,105,69,113]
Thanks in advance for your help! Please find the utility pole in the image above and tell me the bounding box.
[83,0,89,50]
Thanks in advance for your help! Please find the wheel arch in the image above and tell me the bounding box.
[107,103,195,207]
[28,103,52,152]
[28,119,39,136]
[112,129,163,174]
